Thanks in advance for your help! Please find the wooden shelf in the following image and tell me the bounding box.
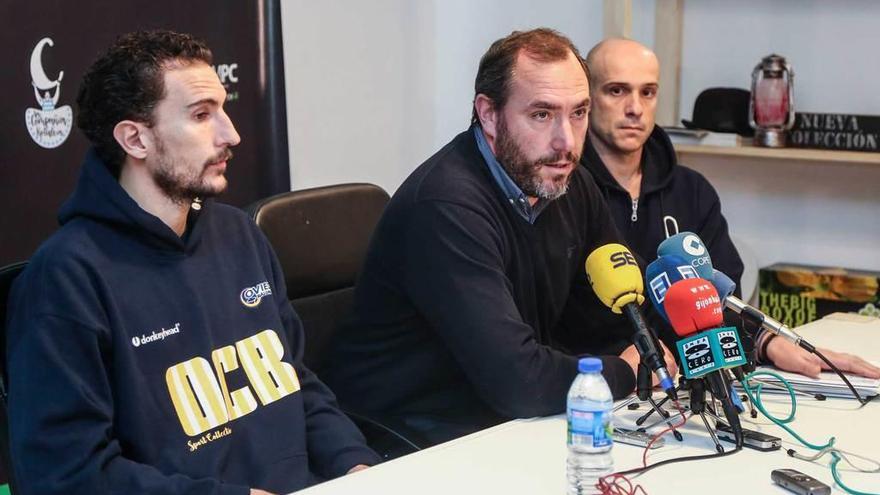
[674,142,880,165]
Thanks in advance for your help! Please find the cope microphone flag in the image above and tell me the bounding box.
[657,232,714,280]
[586,244,676,399]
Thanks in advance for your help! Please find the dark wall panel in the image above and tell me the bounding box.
[0,0,290,266]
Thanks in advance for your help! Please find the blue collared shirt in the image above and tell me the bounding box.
[473,126,548,224]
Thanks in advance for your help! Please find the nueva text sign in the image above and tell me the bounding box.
[788,112,880,152]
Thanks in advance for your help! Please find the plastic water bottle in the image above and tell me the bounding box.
[566,357,613,495]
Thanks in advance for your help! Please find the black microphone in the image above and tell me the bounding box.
[711,270,815,352]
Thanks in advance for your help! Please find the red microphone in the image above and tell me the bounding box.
[663,278,723,337]
[663,278,743,446]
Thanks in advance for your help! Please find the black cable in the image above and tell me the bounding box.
[807,346,874,406]
[740,304,871,405]
[616,444,743,477]
[617,378,746,478]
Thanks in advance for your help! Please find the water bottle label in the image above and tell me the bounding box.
[568,409,612,448]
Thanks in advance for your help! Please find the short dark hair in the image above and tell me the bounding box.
[471,28,588,126]
[76,30,213,176]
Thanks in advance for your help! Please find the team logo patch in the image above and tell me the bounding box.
[240,281,272,308]
[25,37,72,149]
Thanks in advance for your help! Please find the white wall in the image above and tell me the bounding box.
[280,1,880,272]
[280,1,436,193]
[677,0,880,273]
[687,158,880,274]
[282,0,603,194]
[680,0,880,121]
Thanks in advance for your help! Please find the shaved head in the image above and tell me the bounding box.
[585,38,659,92]
[585,38,661,158]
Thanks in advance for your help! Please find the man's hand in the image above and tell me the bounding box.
[766,337,880,379]
[619,341,678,387]
[250,490,276,495]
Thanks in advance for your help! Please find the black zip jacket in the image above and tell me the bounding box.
[581,126,746,349]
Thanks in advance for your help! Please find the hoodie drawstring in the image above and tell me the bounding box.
[660,189,679,239]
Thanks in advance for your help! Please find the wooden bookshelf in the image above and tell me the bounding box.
[674,142,880,165]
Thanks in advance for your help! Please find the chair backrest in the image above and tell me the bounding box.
[1,260,27,490]
[247,184,390,372]
[1,262,27,399]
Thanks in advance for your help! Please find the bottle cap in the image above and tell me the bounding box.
[578,357,603,373]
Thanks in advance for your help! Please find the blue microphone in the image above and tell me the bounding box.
[645,254,700,323]
[712,269,737,299]
[657,232,714,280]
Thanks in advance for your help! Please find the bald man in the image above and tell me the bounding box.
[579,38,880,379]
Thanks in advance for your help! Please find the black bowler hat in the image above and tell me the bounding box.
[682,87,754,137]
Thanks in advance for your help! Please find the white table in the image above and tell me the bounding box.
[298,315,880,494]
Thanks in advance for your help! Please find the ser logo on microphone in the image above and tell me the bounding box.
[610,251,637,268]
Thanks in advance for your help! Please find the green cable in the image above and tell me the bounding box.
[742,371,878,495]
[831,452,880,495]
[740,370,834,451]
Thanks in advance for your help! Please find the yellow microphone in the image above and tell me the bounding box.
[585,243,677,399]
[585,243,645,314]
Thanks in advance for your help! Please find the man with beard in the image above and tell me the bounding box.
[5,30,378,495]
[580,38,880,379]
[323,28,663,446]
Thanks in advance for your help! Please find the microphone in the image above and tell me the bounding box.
[711,270,811,351]
[712,269,870,405]
[657,232,714,280]
[586,244,677,400]
[657,233,757,377]
[660,230,808,349]
[645,254,700,323]
[663,278,748,378]
[663,278,744,443]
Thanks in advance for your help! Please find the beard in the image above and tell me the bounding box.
[494,116,578,201]
[152,138,233,205]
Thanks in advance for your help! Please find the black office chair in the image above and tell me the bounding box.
[1,261,27,492]
[247,184,423,459]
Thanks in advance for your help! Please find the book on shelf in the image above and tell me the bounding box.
[664,126,743,147]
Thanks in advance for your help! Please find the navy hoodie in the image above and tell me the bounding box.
[580,126,745,348]
[6,150,379,495]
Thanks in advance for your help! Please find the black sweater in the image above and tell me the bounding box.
[324,128,636,445]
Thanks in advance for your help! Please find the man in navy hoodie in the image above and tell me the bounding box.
[580,38,880,379]
[5,30,379,495]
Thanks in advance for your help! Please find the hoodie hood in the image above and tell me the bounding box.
[582,125,678,197]
[57,148,207,253]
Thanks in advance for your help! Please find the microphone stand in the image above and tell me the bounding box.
[646,378,727,453]
[613,359,684,442]
[637,375,745,454]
